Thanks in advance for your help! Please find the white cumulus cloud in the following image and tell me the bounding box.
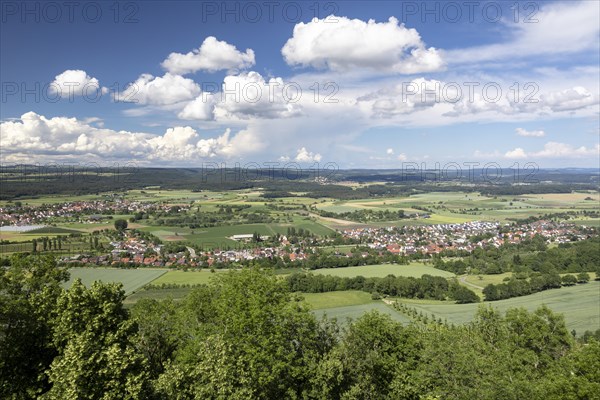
[541,86,597,112]
[294,147,322,163]
[162,36,255,74]
[0,112,261,163]
[282,16,444,74]
[50,70,106,98]
[116,73,201,106]
[502,142,600,160]
[531,142,600,158]
[516,128,545,137]
[505,148,528,159]
[179,71,302,120]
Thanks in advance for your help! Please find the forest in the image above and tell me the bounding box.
[1,165,598,200]
[1,254,599,399]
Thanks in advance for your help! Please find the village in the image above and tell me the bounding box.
[0,198,190,226]
[58,219,592,269]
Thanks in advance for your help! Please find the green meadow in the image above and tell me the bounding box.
[312,263,455,278]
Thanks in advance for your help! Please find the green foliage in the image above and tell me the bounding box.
[576,272,590,283]
[114,219,128,231]
[286,272,478,303]
[43,280,149,399]
[0,255,68,399]
[0,257,597,399]
[155,269,331,399]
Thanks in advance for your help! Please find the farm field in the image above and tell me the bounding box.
[463,273,513,288]
[139,217,332,248]
[571,218,600,227]
[314,302,411,324]
[149,269,228,285]
[313,191,600,226]
[64,268,167,295]
[300,291,374,309]
[462,272,598,295]
[393,281,600,334]
[312,263,455,278]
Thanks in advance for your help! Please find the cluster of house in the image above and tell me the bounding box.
[61,233,309,267]
[342,220,588,255]
[59,219,590,267]
[0,199,190,226]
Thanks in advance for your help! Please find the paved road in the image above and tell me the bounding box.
[186,246,196,258]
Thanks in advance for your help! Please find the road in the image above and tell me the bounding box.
[459,275,484,290]
[186,246,196,258]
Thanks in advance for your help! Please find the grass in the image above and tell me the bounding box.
[312,191,600,226]
[312,263,455,278]
[140,218,332,248]
[313,303,411,324]
[149,269,229,285]
[301,291,374,309]
[25,226,83,234]
[393,281,600,334]
[64,268,167,295]
[571,218,600,227]
[464,272,513,288]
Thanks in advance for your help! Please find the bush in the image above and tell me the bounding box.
[576,272,590,283]
[561,274,577,286]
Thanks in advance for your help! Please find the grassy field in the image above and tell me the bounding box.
[313,191,600,226]
[313,303,411,324]
[312,263,455,278]
[393,281,600,334]
[571,218,600,227]
[149,269,228,285]
[301,291,374,309]
[463,273,513,288]
[462,272,598,296]
[139,217,332,248]
[65,268,167,295]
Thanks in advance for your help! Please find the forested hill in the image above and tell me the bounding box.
[1,165,598,199]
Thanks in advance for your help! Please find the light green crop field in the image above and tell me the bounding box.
[465,272,596,289]
[312,191,600,226]
[313,302,411,324]
[149,269,229,285]
[301,291,374,309]
[312,263,455,278]
[139,217,332,247]
[64,268,167,295]
[0,231,80,243]
[571,218,600,227]
[394,281,600,333]
[463,273,513,288]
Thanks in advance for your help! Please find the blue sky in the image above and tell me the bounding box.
[1,0,599,168]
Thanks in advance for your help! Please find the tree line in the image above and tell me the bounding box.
[483,271,596,301]
[285,272,479,304]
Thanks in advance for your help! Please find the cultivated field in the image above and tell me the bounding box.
[313,303,411,324]
[314,191,600,227]
[312,263,455,278]
[393,281,600,334]
[65,268,167,295]
[301,290,374,309]
[149,269,228,285]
